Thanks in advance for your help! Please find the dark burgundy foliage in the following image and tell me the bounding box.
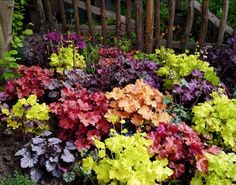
[201,46,236,95]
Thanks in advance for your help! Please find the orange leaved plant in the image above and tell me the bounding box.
[105,79,170,127]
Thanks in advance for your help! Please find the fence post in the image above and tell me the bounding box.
[86,0,96,45]
[116,0,121,39]
[154,0,161,49]
[72,0,81,34]
[126,0,132,37]
[58,0,67,33]
[167,0,176,48]
[181,0,194,49]
[217,0,229,46]
[100,0,107,44]
[44,0,54,31]
[198,0,209,47]
[135,0,144,50]
[145,0,154,53]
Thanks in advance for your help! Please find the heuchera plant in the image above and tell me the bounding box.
[50,85,111,150]
[82,132,173,185]
[105,79,170,128]
[50,45,86,72]
[4,65,53,99]
[173,70,218,105]
[15,131,76,182]
[1,95,50,134]
[155,47,219,89]
[147,122,206,178]
[192,92,236,152]
[21,32,86,68]
[191,151,236,185]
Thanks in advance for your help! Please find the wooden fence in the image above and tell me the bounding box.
[36,0,236,52]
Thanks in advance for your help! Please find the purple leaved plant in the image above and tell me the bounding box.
[15,131,76,182]
[173,70,217,106]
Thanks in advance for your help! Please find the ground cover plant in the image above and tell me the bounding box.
[0,32,236,185]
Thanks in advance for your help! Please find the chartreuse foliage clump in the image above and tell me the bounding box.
[50,45,86,72]
[1,95,50,134]
[190,152,236,185]
[154,48,219,88]
[192,92,236,151]
[82,132,173,185]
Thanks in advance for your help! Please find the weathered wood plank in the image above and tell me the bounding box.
[217,0,229,45]
[181,0,194,49]
[198,0,209,47]
[85,0,96,44]
[194,0,233,35]
[72,0,81,34]
[167,0,176,48]
[154,0,161,48]
[135,0,144,50]
[58,0,67,33]
[145,0,154,53]
[100,0,107,44]
[116,0,121,39]
[126,0,132,37]
[64,0,135,25]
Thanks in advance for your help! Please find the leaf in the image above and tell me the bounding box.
[30,167,42,182]
[32,137,45,144]
[61,148,75,163]
[20,155,38,168]
[23,29,33,36]
[63,172,76,183]
[45,160,56,172]
[15,148,27,156]
[31,144,46,155]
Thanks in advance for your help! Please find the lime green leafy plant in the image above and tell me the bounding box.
[82,132,173,185]
[192,92,236,151]
[50,45,86,72]
[190,151,236,185]
[141,48,219,89]
[1,95,50,134]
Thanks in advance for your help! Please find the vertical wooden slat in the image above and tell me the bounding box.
[198,0,209,47]
[36,0,47,32]
[86,0,96,45]
[126,0,132,37]
[217,0,229,45]
[181,0,194,49]
[154,0,161,48]
[145,0,154,53]
[116,0,121,39]
[44,0,54,31]
[72,0,81,34]
[58,0,67,33]
[135,0,144,50]
[167,0,176,48]
[100,0,107,44]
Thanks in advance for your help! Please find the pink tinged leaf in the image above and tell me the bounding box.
[196,156,208,173]
[206,145,222,155]
[59,118,75,129]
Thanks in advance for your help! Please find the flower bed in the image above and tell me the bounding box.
[0,32,236,185]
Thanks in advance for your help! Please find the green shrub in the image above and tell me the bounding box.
[0,172,36,185]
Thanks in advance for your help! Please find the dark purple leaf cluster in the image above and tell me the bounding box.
[15,131,76,182]
[200,46,236,95]
[20,32,86,68]
[173,70,217,105]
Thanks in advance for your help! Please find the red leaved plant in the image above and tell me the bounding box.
[4,65,53,99]
[50,85,111,150]
[147,122,217,178]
